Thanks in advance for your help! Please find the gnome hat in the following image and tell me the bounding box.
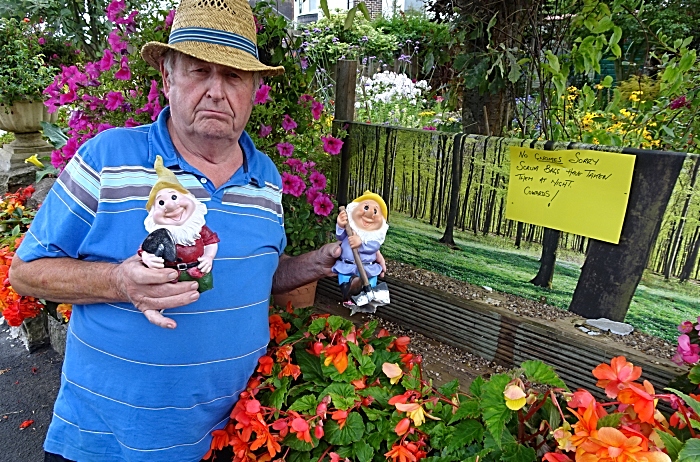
[146,155,190,210]
[352,191,388,220]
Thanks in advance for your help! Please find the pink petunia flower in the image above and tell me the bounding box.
[114,56,131,80]
[313,193,334,216]
[305,187,320,205]
[164,10,175,28]
[282,115,297,132]
[321,136,343,155]
[309,170,327,189]
[259,125,272,138]
[281,172,305,197]
[124,118,141,127]
[98,49,115,72]
[97,123,115,133]
[106,0,126,22]
[254,84,271,105]
[104,91,124,111]
[679,321,695,334]
[299,94,314,103]
[84,62,101,80]
[284,158,306,174]
[59,89,77,105]
[38,37,46,45]
[108,29,127,54]
[311,101,323,120]
[670,95,690,110]
[276,142,294,157]
[423,125,437,131]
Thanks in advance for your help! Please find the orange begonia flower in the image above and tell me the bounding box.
[569,403,599,449]
[390,336,411,353]
[385,444,417,462]
[290,417,312,443]
[257,355,273,375]
[331,409,348,429]
[249,421,281,458]
[275,344,293,362]
[617,380,657,424]
[395,417,411,436]
[542,453,574,462]
[592,356,642,399]
[268,314,291,344]
[279,362,301,380]
[202,429,230,460]
[580,427,670,462]
[323,344,348,374]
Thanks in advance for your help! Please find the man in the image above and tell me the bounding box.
[9,0,339,460]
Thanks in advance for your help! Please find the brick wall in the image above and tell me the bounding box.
[354,0,382,19]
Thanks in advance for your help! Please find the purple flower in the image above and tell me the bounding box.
[321,136,343,155]
[115,10,138,28]
[164,9,175,28]
[105,91,124,110]
[674,334,700,365]
[306,187,320,205]
[423,126,437,131]
[313,193,334,217]
[124,118,141,127]
[284,158,306,174]
[670,95,689,110]
[98,49,115,72]
[108,29,127,54]
[281,172,305,197]
[85,62,101,80]
[679,321,695,334]
[309,170,327,190]
[259,125,272,138]
[299,94,314,103]
[59,88,77,105]
[254,84,271,105]
[114,56,131,80]
[311,101,323,120]
[106,0,126,22]
[97,123,115,133]
[276,142,294,157]
[300,57,308,70]
[282,115,297,132]
[38,37,46,45]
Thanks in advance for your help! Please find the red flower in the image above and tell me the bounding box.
[256,355,273,375]
[279,362,301,380]
[323,344,348,374]
[385,443,417,462]
[290,417,312,443]
[331,409,348,429]
[19,419,34,429]
[268,314,291,343]
[390,336,411,353]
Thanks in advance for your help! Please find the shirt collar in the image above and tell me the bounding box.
[147,106,265,188]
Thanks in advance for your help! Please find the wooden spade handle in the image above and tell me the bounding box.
[338,206,371,287]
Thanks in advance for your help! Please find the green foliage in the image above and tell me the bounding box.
[0,17,57,106]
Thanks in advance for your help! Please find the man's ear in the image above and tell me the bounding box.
[160,60,171,98]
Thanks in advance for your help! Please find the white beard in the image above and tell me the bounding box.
[144,198,208,246]
[346,202,388,245]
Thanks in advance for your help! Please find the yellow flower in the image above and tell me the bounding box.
[25,154,44,168]
[504,384,527,410]
[382,362,403,385]
[552,422,575,451]
[418,111,435,117]
[594,83,604,90]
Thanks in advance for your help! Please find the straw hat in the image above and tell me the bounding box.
[353,191,388,220]
[146,156,191,210]
[141,0,284,77]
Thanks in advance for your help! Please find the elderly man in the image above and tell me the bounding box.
[9,0,339,460]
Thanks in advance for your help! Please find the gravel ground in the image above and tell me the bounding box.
[384,259,677,362]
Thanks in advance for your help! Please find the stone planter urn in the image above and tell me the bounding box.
[0,100,58,170]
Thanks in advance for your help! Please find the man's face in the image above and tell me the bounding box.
[351,200,384,231]
[162,54,255,143]
[151,188,196,226]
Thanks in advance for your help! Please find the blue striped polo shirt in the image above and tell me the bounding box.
[16,107,286,462]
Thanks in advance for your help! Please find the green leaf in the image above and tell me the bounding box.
[597,413,624,429]
[602,75,614,87]
[657,430,684,461]
[678,439,700,462]
[689,365,700,384]
[289,449,313,462]
[447,420,484,450]
[448,398,480,423]
[319,0,330,18]
[353,440,374,462]
[282,433,318,451]
[327,315,351,333]
[439,379,460,397]
[269,382,289,412]
[321,382,358,410]
[502,442,536,462]
[521,360,568,389]
[666,387,700,418]
[348,342,375,376]
[324,411,365,445]
[356,2,370,20]
[307,318,327,335]
[480,374,513,447]
[288,394,319,413]
[296,350,326,384]
[40,121,68,149]
[470,376,485,397]
[678,50,697,74]
[344,8,357,31]
[360,386,392,408]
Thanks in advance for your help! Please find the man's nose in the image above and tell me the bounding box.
[206,73,226,100]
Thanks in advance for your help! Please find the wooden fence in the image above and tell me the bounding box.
[331,121,700,280]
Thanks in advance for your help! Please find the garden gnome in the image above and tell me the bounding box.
[140,155,219,292]
[333,191,388,305]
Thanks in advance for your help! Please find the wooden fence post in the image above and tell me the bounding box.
[334,59,357,206]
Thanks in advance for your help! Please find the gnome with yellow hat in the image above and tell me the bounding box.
[140,156,219,292]
[333,191,389,303]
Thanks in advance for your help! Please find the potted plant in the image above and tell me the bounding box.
[0,18,60,168]
[249,1,342,307]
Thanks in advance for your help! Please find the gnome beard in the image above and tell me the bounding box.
[346,202,388,245]
[144,197,208,246]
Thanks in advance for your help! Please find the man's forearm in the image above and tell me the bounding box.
[10,257,126,304]
[272,243,340,294]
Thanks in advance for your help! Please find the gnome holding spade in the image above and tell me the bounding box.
[333,191,389,308]
[140,156,219,293]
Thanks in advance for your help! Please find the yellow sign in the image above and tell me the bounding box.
[505,146,636,244]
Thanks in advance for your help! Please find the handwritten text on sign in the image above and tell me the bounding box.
[505,146,635,244]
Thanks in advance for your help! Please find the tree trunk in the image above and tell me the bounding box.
[664,157,700,279]
[569,152,686,321]
[679,226,700,283]
[515,221,524,248]
[440,134,465,246]
[530,228,560,288]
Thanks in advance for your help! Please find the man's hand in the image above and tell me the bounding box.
[314,242,342,278]
[272,243,341,294]
[112,255,200,329]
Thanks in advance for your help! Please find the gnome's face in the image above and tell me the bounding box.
[351,199,385,231]
[151,188,197,226]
